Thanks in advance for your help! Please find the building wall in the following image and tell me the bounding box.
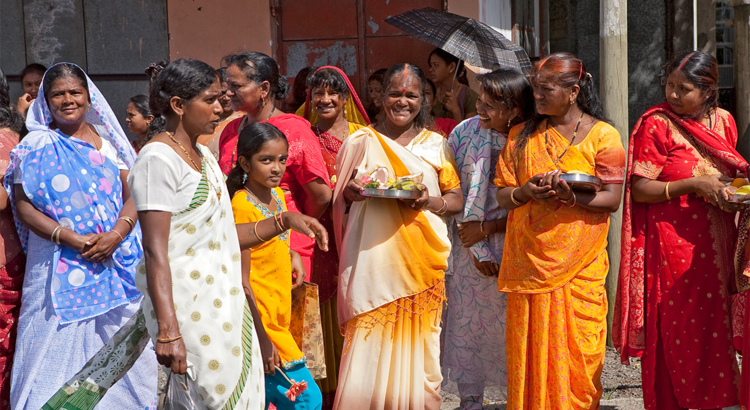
[0,0,169,137]
[166,0,273,67]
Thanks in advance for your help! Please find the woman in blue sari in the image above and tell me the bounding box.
[5,63,157,409]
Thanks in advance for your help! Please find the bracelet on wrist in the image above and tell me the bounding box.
[111,229,124,242]
[156,334,183,343]
[510,188,525,206]
[561,192,577,207]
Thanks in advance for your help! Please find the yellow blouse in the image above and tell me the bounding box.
[231,187,305,368]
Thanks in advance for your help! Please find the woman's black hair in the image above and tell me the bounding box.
[428,48,468,86]
[0,69,26,136]
[664,50,719,117]
[226,122,288,198]
[129,94,153,118]
[382,63,433,130]
[368,68,387,85]
[289,67,313,113]
[129,94,164,141]
[146,59,219,117]
[42,63,90,105]
[216,67,227,83]
[517,52,609,150]
[20,63,47,80]
[476,68,534,128]
[425,77,437,96]
[222,52,289,100]
[366,68,388,119]
[306,67,349,97]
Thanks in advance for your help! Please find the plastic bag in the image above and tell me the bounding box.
[163,371,208,410]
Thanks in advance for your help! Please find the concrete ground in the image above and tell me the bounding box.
[439,393,645,410]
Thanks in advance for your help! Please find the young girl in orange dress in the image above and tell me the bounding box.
[228,122,323,410]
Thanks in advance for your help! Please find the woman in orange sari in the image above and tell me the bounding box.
[494,52,625,409]
[615,51,744,410]
[295,66,370,409]
[333,63,463,410]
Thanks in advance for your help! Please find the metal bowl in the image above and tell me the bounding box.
[560,173,602,192]
[361,188,423,199]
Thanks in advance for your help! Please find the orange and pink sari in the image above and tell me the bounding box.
[494,120,625,409]
[615,103,746,410]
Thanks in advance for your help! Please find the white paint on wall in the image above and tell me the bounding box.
[25,0,76,66]
[286,41,357,78]
[368,16,380,34]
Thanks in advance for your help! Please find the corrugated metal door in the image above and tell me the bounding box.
[276,0,444,99]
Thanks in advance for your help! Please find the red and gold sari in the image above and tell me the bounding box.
[0,129,24,405]
[614,102,745,410]
[494,120,625,409]
[296,66,370,408]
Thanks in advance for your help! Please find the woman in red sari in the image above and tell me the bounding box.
[219,52,332,276]
[0,69,25,406]
[295,65,370,409]
[615,51,745,410]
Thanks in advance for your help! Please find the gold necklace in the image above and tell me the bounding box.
[86,125,101,151]
[545,110,585,166]
[243,187,278,213]
[166,131,222,201]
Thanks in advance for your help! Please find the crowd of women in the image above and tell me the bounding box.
[0,45,748,410]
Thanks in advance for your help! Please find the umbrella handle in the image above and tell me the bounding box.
[450,59,461,91]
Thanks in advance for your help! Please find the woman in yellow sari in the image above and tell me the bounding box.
[332,63,463,410]
[494,52,626,409]
[296,66,370,408]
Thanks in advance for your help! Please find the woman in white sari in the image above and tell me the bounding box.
[332,63,463,410]
[128,59,267,409]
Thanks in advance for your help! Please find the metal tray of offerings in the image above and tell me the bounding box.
[560,173,602,193]
[360,188,422,199]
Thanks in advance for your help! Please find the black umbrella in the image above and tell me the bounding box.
[384,7,532,75]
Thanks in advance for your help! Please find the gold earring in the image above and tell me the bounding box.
[507,118,512,127]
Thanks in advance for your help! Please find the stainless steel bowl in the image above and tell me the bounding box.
[560,173,602,192]
[361,188,423,199]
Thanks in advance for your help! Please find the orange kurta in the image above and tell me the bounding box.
[495,121,625,409]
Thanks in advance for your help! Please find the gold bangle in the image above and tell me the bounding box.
[118,216,136,231]
[665,181,671,201]
[50,226,61,244]
[435,197,448,215]
[254,220,269,243]
[562,192,577,207]
[510,188,524,206]
[56,227,64,244]
[156,334,183,343]
[273,213,284,233]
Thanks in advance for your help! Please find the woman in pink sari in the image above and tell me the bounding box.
[219,52,332,276]
[615,51,746,410]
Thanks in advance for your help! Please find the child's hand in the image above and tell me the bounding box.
[290,249,306,289]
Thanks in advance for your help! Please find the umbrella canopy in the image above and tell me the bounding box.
[384,7,532,75]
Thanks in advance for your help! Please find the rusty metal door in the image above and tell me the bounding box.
[276,0,444,100]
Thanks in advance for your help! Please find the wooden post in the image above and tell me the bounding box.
[600,0,628,346]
